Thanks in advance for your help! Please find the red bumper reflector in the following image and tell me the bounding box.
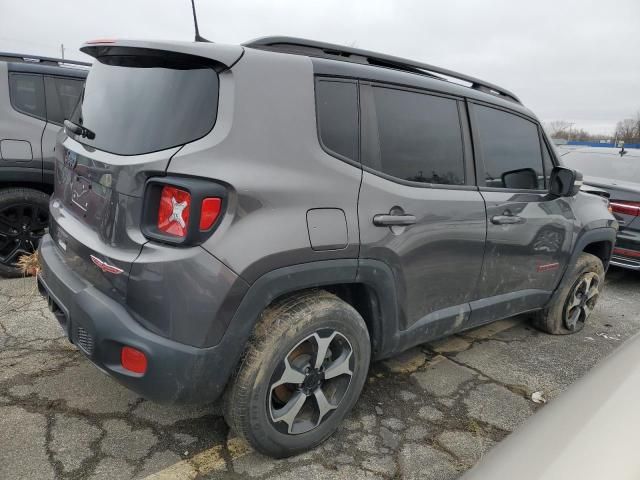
[200,197,222,230]
[121,346,147,374]
[613,247,640,259]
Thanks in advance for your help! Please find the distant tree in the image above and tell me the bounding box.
[615,118,638,142]
[544,120,573,139]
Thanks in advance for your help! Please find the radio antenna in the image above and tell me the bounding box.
[190,0,211,42]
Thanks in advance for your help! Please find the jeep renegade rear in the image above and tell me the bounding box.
[37,37,617,457]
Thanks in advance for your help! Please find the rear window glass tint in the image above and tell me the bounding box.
[9,73,45,120]
[45,76,84,125]
[71,58,219,155]
[315,80,359,161]
[365,86,465,185]
[474,105,544,189]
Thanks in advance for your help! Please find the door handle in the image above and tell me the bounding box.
[373,214,417,226]
[491,215,525,225]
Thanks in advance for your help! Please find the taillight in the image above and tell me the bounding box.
[158,186,191,237]
[143,178,226,246]
[610,201,640,217]
[200,197,222,231]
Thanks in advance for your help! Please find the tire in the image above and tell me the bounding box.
[0,188,50,278]
[532,252,605,335]
[223,290,371,458]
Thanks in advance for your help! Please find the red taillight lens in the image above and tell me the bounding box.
[610,201,640,217]
[613,247,640,258]
[121,346,147,374]
[200,197,222,231]
[158,186,191,237]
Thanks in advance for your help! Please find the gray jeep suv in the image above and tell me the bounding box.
[0,52,87,276]
[37,37,617,457]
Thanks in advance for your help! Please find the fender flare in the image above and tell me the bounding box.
[550,227,617,302]
[216,258,400,378]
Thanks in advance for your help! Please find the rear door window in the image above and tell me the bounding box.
[315,79,359,162]
[474,105,544,190]
[364,86,465,185]
[44,76,84,125]
[8,73,46,120]
[70,55,219,156]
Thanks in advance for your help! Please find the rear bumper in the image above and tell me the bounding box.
[37,234,242,404]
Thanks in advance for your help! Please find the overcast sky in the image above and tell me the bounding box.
[2,0,638,134]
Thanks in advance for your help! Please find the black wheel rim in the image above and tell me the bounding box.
[0,203,48,266]
[564,272,600,331]
[268,329,354,435]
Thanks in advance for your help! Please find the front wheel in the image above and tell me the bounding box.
[532,252,605,334]
[0,188,50,278]
[224,290,371,458]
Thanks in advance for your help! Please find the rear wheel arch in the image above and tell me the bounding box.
[230,259,399,362]
[582,239,614,268]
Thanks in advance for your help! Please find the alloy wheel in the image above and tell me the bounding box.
[0,203,48,266]
[268,329,354,435]
[564,271,600,331]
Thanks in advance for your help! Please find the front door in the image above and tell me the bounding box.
[469,102,574,323]
[357,83,486,335]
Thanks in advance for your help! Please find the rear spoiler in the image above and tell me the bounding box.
[80,39,244,69]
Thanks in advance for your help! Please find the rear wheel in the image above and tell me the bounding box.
[224,290,370,458]
[0,188,49,278]
[532,252,604,334]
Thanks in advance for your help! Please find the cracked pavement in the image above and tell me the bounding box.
[1,268,638,479]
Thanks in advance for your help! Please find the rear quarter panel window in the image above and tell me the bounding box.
[8,73,46,120]
[315,79,359,162]
[44,76,84,125]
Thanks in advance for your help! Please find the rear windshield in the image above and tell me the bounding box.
[70,56,219,155]
[562,151,640,183]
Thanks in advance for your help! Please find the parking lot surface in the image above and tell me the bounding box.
[1,268,638,480]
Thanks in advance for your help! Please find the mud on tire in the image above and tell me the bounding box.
[223,290,371,458]
[532,252,605,335]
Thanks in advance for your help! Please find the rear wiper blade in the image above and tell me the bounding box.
[64,119,95,140]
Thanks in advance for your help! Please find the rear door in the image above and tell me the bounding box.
[1,70,46,178]
[469,102,574,323]
[357,83,486,334]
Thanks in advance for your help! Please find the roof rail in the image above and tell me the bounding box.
[243,36,521,104]
[0,51,91,68]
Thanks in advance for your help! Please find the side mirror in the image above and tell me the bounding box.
[501,168,538,189]
[549,166,582,197]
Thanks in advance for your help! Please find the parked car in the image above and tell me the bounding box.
[560,146,640,271]
[37,37,616,457]
[461,331,640,480]
[0,52,88,277]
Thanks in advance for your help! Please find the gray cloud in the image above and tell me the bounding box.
[1,0,638,133]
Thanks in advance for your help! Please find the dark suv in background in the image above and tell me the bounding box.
[37,37,616,457]
[0,52,87,276]
[560,146,640,271]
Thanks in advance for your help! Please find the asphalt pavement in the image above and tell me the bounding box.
[0,267,638,479]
